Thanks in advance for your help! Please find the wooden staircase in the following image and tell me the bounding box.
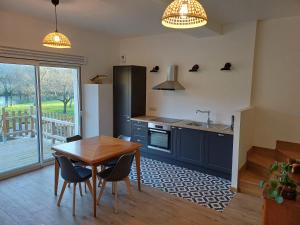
[238,141,300,197]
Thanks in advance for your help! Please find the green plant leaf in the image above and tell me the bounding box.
[258,180,265,189]
[275,195,284,204]
[270,161,279,172]
[270,179,278,189]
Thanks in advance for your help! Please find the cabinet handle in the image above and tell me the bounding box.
[218,133,225,137]
[178,128,183,130]
[137,127,141,130]
[127,120,131,122]
[137,139,141,142]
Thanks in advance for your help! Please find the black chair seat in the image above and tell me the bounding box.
[102,159,118,168]
[75,167,92,181]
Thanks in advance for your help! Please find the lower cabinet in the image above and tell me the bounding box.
[131,121,148,153]
[131,121,233,179]
[204,132,233,174]
[173,127,204,166]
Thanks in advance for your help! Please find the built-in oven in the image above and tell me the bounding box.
[148,123,171,153]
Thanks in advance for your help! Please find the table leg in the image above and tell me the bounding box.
[54,159,59,196]
[135,149,141,191]
[92,165,97,217]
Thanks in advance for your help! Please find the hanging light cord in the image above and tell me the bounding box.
[54,5,58,32]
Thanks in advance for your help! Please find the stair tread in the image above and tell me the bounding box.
[278,149,300,161]
[248,150,275,169]
[239,169,263,185]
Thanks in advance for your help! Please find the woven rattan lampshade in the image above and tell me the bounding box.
[43,32,71,48]
[162,0,208,29]
[42,0,71,48]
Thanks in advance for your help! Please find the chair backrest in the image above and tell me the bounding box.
[106,153,135,181]
[118,135,131,142]
[66,135,82,143]
[56,155,80,183]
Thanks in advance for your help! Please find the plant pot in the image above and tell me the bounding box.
[279,185,297,200]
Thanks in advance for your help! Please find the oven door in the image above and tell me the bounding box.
[148,128,171,153]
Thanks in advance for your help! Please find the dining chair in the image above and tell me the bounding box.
[97,152,135,213]
[101,135,131,168]
[56,155,93,216]
[66,135,86,192]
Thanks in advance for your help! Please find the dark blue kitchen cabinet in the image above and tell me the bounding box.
[204,132,233,174]
[131,121,148,153]
[173,127,204,166]
[113,66,146,137]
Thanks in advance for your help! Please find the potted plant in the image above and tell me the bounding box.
[259,161,298,204]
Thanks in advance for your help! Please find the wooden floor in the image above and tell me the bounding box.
[0,166,262,225]
[0,137,56,173]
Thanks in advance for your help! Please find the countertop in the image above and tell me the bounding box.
[131,116,234,135]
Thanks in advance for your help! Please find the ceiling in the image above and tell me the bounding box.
[1,0,300,38]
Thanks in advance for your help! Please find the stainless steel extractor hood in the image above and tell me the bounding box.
[152,65,185,91]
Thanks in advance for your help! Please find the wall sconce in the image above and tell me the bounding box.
[189,64,199,72]
[221,63,232,71]
[150,66,160,72]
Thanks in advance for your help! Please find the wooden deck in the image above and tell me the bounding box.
[0,137,58,173]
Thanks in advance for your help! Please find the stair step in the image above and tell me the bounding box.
[238,169,263,197]
[247,147,276,178]
[278,149,300,162]
[276,141,300,152]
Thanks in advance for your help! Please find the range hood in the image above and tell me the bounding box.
[152,65,185,91]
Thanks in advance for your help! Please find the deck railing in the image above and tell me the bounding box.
[1,106,74,144]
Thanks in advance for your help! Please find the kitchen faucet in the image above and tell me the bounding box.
[196,110,213,127]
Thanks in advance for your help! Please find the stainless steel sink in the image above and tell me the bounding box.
[186,121,216,128]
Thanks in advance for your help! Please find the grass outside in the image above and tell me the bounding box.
[1,100,74,116]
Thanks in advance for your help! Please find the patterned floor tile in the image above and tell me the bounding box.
[130,157,235,212]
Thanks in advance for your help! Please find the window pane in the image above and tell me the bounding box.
[0,63,39,174]
[39,66,80,161]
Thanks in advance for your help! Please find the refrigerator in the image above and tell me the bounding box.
[82,84,113,138]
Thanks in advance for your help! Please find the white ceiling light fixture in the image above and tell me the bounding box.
[42,0,71,48]
[162,0,208,29]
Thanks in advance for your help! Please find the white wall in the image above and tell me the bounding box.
[120,22,257,124]
[0,10,119,84]
[252,16,300,149]
[231,107,255,188]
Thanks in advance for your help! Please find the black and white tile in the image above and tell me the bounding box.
[130,157,235,212]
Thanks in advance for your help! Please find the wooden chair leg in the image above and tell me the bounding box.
[73,183,77,216]
[98,176,102,187]
[114,182,118,214]
[57,181,68,207]
[86,179,93,194]
[84,182,87,193]
[68,183,71,188]
[79,183,83,197]
[124,176,132,195]
[112,182,115,195]
[97,180,106,205]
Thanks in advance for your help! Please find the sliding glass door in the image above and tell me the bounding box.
[39,66,80,161]
[0,62,39,174]
[0,61,81,176]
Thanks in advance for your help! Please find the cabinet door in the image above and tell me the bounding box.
[176,127,204,166]
[204,132,233,174]
[113,67,131,137]
[131,66,146,117]
[113,67,130,117]
[115,116,131,137]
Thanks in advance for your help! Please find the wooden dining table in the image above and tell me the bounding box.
[51,135,142,217]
